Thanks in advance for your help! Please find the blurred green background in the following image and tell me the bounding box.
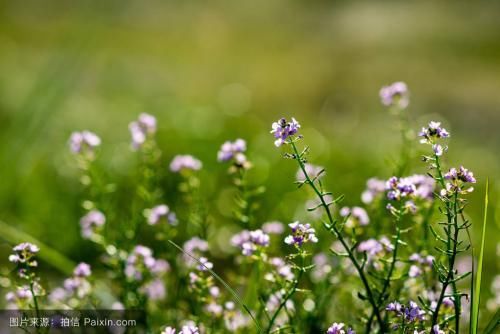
[0,0,499,308]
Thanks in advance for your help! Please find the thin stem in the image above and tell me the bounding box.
[29,279,41,334]
[290,141,386,333]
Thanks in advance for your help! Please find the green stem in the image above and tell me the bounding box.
[290,141,386,333]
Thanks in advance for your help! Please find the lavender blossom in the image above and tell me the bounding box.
[340,206,370,228]
[441,166,477,195]
[170,155,203,172]
[270,117,301,147]
[147,204,177,226]
[73,262,91,277]
[9,243,40,268]
[217,139,247,163]
[231,229,270,256]
[69,131,101,154]
[379,82,409,109]
[161,327,176,334]
[197,257,214,271]
[141,278,166,301]
[129,113,157,149]
[326,322,355,334]
[419,121,450,144]
[79,210,106,239]
[262,221,285,234]
[361,177,386,204]
[124,245,156,281]
[284,221,318,247]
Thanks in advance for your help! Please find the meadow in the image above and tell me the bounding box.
[0,1,499,333]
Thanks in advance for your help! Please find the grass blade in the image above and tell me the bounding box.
[471,179,489,334]
[168,240,262,333]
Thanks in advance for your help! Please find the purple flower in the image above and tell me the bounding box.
[284,221,318,247]
[79,210,106,239]
[433,144,444,156]
[386,301,402,313]
[445,166,476,184]
[268,257,294,281]
[147,204,177,226]
[8,243,39,267]
[231,229,270,256]
[141,278,166,301]
[404,301,426,322]
[432,325,444,334]
[124,245,156,281]
[170,155,202,172]
[408,265,422,278]
[326,322,355,334]
[361,177,386,204]
[270,117,301,147]
[340,206,370,228]
[419,121,450,144]
[73,262,91,277]
[179,324,200,334]
[197,257,213,271]
[379,82,409,109]
[262,221,285,234]
[161,327,176,334]
[217,139,247,163]
[69,131,101,154]
[129,113,157,149]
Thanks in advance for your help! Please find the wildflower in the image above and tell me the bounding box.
[379,82,409,109]
[140,278,166,301]
[161,327,176,334]
[129,113,157,149]
[179,324,199,334]
[69,131,101,154]
[124,245,156,281]
[432,325,445,334]
[147,204,178,226]
[340,206,370,228]
[284,221,318,247]
[311,253,333,282]
[326,322,355,334]
[419,121,450,144]
[262,221,285,234]
[183,237,209,267]
[206,302,223,316]
[170,155,203,172]
[73,262,91,277]
[296,163,324,183]
[433,144,444,156]
[197,257,214,271]
[408,265,422,278]
[441,166,476,195]
[270,117,301,147]
[9,242,39,268]
[217,139,248,165]
[386,301,402,313]
[267,257,294,281]
[231,229,270,256]
[80,210,106,239]
[361,177,386,204]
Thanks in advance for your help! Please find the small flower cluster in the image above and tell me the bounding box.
[170,155,203,173]
[217,138,249,168]
[284,221,318,247]
[49,263,93,307]
[80,210,106,240]
[183,237,209,267]
[69,130,101,156]
[8,242,40,269]
[408,253,435,278]
[339,206,370,228]
[386,300,426,324]
[357,237,394,268]
[361,177,386,204]
[441,166,477,196]
[270,117,301,147]
[147,204,178,226]
[379,81,409,109]
[231,229,270,256]
[419,121,450,156]
[326,322,356,334]
[129,113,157,150]
[125,245,169,300]
[385,175,435,214]
[265,257,294,282]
